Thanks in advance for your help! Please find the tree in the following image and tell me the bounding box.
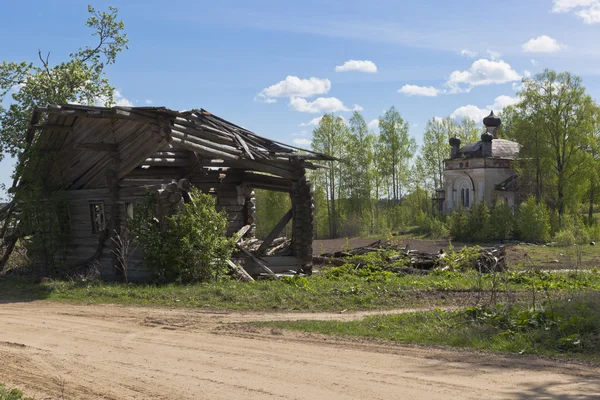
[456,117,480,143]
[0,5,128,160]
[421,117,450,190]
[378,106,416,201]
[345,112,374,215]
[311,113,347,238]
[512,70,595,221]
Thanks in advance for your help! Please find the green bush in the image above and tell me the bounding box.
[0,384,33,400]
[467,202,490,242]
[489,200,515,240]
[554,229,576,246]
[517,197,551,243]
[449,206,470,241]
[129,188,235,283]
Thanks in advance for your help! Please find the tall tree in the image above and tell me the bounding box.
[512,70,595,220]
[378,106,416,201]
[456,117,480,143]
[0,5,128,160]
[346,111,374,214]
[421,117,450,190]
[311,113,347,237]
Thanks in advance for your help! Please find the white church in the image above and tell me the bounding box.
[435,111,521,214]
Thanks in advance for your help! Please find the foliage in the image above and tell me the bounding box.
[467,202,490,242]
[489,200,515,240]
[0,384,34,400]
[260,292,600,361]
[506,70,596,220]
[0,5,128,159]
[254,189,291,240]
[128,188,234,283]
[377,106,416,201]
[517,197,551,243]
[17,188,70,276]
[448,206,470,241]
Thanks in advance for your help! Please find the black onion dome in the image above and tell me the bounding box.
[483,111,501,127]
[481,132,493,142]
[449,136,461,146]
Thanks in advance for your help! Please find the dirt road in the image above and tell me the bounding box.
[0,301,598,399]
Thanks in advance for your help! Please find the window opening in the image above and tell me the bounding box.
[90,202,105,234]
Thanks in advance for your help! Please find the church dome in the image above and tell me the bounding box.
[483,111,501,127]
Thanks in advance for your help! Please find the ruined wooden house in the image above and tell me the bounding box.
[1,104,332,279]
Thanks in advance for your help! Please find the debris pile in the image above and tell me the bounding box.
[313,240,506,274]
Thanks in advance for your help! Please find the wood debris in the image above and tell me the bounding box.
[314,240,506,273]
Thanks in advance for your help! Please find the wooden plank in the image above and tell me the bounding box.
[226,260,254,282]
[74,143,118,152]
[233,224,252,242]
[256,209,292,256]
[236,244,277,278]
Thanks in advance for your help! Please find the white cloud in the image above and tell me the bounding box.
[289,97,349,113]
[335,60,377,73]
[524,70,532,78]
[451,95,519,122]
[292,130,309,136]
[530,59,538,65]
[144,99,153,105]
[256,76,331,102]
[486,50,501,61]
[90,89,133,107]
[522,35,566,53]
[552,0,600,24]
[459,49,477,58]
[353,104,364,111]
[293,138,313,147]
[451,105,490,122]
[368,119,379,129]
[299,116,323,127]
[398,84,440,97]
[446,59,521,93]
[114,90,133,107]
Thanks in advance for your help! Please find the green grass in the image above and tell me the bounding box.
[2,268,600,311]
[0,384,34,400]
[257,292,600,361]
[506,243,600,270]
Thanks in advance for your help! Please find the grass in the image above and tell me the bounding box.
[256,292,600,361]
[1,268,600,311]
[506,243,600,270]
[0,384,33,400]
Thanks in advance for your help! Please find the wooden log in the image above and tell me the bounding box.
[226,260,254,282]
[74,142,118,152]
[234,224,252,243]
[170,136,239,161]
[256,209,293,256]
[170,129,242,156]
[236,244,278,278]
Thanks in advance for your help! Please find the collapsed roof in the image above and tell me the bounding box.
[17,104,333,190]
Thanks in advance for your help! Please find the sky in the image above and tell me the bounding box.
[2,0,600,193]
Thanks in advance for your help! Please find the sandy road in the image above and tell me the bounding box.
[0,301,599,399]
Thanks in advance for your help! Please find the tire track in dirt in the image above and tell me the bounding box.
[0,301,598,399]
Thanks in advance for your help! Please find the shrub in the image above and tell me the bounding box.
[554,229,576,246]
[449,206,470,241]
[467,202,490,242]
[128,188,235,282]
[517,197,551,243]
[489,200,515,240]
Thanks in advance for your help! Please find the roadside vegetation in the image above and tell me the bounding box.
[258,292,600,361]
[2,245,599,311]
[0,384,33,400]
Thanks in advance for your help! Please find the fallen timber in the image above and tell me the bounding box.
[313,240,506,274]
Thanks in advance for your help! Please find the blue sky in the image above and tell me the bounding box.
[2,0,600,193]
